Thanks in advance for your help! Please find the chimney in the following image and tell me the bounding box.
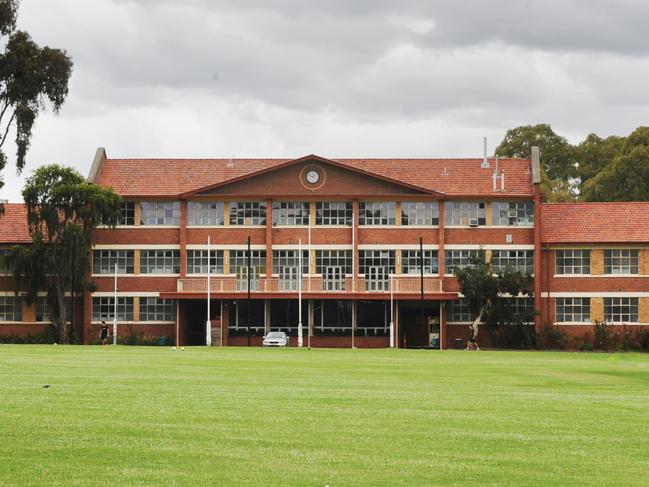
[492,155,499,191]
[531,146,541,184]
[481,137,489,168]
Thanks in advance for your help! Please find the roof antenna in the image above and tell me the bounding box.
[481,137,490,168]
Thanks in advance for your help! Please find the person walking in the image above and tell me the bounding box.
[100,321,109,346]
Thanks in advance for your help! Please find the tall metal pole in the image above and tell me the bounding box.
[390,272,394,348]
[298,238,303,347]
[113,262,118,345]
[247,235,251,345]
[307,222,311,349]
[420,236,425,334]
[206,235,212,346]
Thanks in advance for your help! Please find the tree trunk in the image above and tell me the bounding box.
[471,307,485,339]
[57,286,69,344]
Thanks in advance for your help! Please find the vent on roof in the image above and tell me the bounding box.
[227,157,234,168]
[442,167,449,176]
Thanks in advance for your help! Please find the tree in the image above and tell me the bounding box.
[0,0,73,199]
[574,133,625,186]
[4,165,122,343]
[454,256,534,348]
[496,124,576,182]
[581,127,649,202]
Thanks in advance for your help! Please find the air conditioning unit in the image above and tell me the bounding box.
[469,218,479,227]
[507,210,518,219]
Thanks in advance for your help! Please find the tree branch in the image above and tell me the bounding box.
[0,109,15,148]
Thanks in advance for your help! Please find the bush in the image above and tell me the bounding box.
[486,324,538,349]
[571,333,594,352]
[0,324,59,344]
[538,325,568,350]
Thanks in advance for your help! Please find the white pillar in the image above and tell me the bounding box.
[113,262,118,345]
[390,273,394,348]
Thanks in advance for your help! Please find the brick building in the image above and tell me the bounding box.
[1,147,648,347]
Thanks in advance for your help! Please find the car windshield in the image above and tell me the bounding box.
[266,332,285,338]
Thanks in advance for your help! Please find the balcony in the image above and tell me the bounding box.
[177,275,443,295]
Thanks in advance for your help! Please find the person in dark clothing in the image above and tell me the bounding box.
[100,321,109,346]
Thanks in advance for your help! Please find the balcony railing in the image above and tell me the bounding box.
[177,275,443,294]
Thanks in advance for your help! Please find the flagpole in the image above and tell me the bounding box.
[113,262,117,345]
[307,222,311,349]
[206,235,212,346]
[298,238,303,348]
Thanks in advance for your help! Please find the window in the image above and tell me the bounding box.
[0,296,22,321]
[186,250,224,274]
[140,250,180,274]
[491,201,534,226]
[0,248,9,274]
[492,250,534,274]
[315,202,352,226]
[402,250,439,274]
[604,297,639,323]
[140,201,180,225]
[507,297,534,323]
[447,299,473,323]
[272,201,309,226]
[139,297,176,321]
[556,298,590,323]
[401,202,439,226]
[359,202,396,226]
[229,201,266,225]
[35,296,72,322]
[358,250,396,275]
[92,250,134,274]
[119,202,135,225]
[230,250,267,276]
[92,297,134,321]
[556,250,591,275]
[445,201,486,226]
[187,201,224,226]
[315,250,353,275]
[445,250,485,273]
[272,250,309,275]
[604,249,638,275]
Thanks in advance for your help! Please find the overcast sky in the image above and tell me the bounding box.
[1,0,648,201]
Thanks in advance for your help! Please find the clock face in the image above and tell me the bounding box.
[306,169,320,184]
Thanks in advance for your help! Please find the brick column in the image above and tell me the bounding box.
[439,200,447,349]
[83,291,92,344]
[180,199,187,278]
[266,198,273,276]
[352,200,359,284]
[533,185,543,333]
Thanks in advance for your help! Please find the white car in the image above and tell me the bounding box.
[262,331,290,347]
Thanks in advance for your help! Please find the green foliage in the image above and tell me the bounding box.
[0,0,72,196]
[0,324,58,344]
[6,165,121,343]
[538,325,569,350]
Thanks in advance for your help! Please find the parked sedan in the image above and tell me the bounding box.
[262,331,290,347]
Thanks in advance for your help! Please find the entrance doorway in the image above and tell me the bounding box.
[399,302,440,348]
[182,300,221,345]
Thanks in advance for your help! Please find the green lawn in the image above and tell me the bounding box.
[1,347,648,486]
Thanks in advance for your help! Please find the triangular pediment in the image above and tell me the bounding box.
[182,154,444,198]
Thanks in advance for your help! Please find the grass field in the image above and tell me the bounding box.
[1,346,649,486]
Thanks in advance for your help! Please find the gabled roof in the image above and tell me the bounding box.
[542,202,649,243]
[0,204,30,244]
[93,154,533,198]
[182,154,444,197]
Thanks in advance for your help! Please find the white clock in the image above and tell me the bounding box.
[306,169,320,184]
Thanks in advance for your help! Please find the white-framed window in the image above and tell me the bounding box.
[445,249,485,273]
[92,250,134,274]
[229,201,266,225]
[272,201,309,226]
[272,250,309,275]
[402,250,439,274]
[507,297,534,323]
[604,249,638,275]
[230,250,267,275]
[0,296,22,321]
[35,296,72,322]
[139,297,176,322]
[140,250,180,274]
[492,250,534,274]
[555,297,590,323]
[444,201,486,226]
[555,250,591,275]
[358,250,396,274]
[315,202,352,226]
[604,297,639,323]
[140,201,180,225]
[186,250,224,274]
[359,202,396,226]
[491,201,534,226]
[447,299,473,322]
[92,297,134,321]
[187,201,224,226]
[401,202,439,226]
[315,250,353,274]
[119,202,135,225]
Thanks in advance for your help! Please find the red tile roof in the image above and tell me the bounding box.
[542,202,649,243]
[0,204,30,244]
[95,156,533,197]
